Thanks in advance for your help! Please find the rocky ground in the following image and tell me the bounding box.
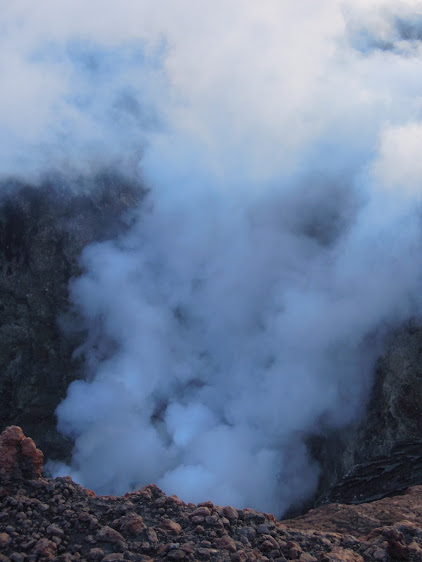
[1,426,422,562]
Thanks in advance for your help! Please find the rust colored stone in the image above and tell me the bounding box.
[0,532,11,547]
[32,537,57,559]
[190,506,211,518]
[215,534,237,552]
[159,519,182,534]
[96,525,125,544]
[119,513,146,535]
[0,426,43,483]
[1,426,422,562]
[223,506,239,520]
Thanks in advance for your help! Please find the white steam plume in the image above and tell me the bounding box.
[3,1,422,515]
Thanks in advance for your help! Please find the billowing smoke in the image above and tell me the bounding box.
[3,1,422,515]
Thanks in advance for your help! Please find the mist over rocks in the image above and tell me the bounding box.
[0,174,143,460]
[3,0,422,518]
[2,175,422,519]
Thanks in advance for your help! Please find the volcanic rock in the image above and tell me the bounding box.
[0,174,143,462]
[308,323,422,510]
[0,425,43,483]
[1,427,422,561]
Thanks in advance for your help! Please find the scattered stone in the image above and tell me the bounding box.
[20,438,43,479]
[46,523,65,538]
[0,427,43,483]
[2,426,422,562]
[237,527,256,540]
[166,549,186,560]
[9,554,26,562]
[88,548,104,560]
[32,538,57,559]
[37,503,49,512]
[159,519,182,535]
[300,554,318,562]
[119,514,146,535]
[146,528,158,542]
[215,535,237,552]
[190,507,211,518]
[179,543,195,554]
[0,532,11,547]
[223,506,238,521]
[96,526,125,545]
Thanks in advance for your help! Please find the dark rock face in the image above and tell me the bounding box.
[311,323,422,508]
[319,439,422,505]
[352,324,422,460]
[0,174,143,461]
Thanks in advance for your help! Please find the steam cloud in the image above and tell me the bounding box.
[3,1,422,515]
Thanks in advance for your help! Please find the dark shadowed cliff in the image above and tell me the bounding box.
[0,176,143,461]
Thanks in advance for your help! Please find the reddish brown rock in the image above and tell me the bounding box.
[146,528,158,542]
[300,554,318,562]
[119,513,146,535]
[190,506,211,518]
[0,426,24,481]
[322,547,364,561]
[260,539,276,552]
[0,532,11,547]
[179,543,195,554]
[215,535,237,552]
[223,506,239,520]
[159,519,182,534]
[32,537,57,559]
[20,437,43,478]
[1,426,422,562]
[0,426,43,483]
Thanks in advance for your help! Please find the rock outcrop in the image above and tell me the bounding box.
[1,426,422,561]
[310,323,422,508]
[0,426,43,483]
[0,174,143,461]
